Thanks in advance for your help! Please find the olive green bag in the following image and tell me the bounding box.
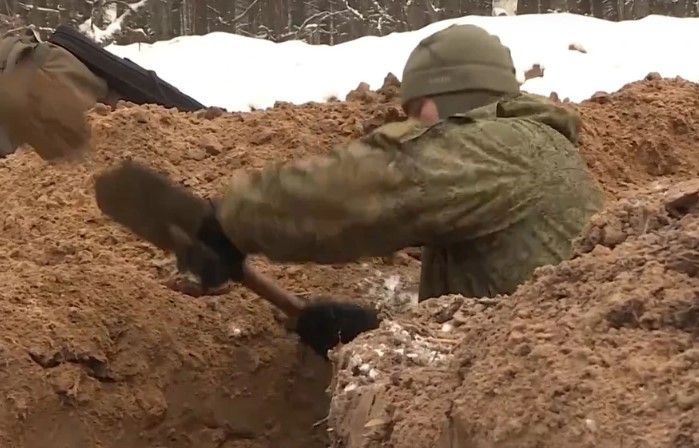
[0,29,108,156]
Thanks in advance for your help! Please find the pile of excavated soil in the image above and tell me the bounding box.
[576,75,699,197]
[328,77,699,448]
[329,179,699,448]
[1,73,698,448]
[0,78,417,448]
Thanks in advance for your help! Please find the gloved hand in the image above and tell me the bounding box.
[174,200,246,290]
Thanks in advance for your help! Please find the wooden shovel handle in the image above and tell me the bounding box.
[168,224,304,316]
[240,262,305,318]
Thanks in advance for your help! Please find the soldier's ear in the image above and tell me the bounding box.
[403,97,439,124]
[402,97,424,118]
[417,99,440,125]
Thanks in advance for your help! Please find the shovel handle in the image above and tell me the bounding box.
[240,262,305,318]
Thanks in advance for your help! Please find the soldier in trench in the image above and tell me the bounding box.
[182,23,606,302]
[157,24,607,312]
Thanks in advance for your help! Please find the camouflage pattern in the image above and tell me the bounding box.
[0,30,108,156]
[217,93,605,300]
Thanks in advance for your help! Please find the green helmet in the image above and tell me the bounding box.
[400,24,520,106]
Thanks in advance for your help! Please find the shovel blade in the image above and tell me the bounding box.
[94,160,209,251]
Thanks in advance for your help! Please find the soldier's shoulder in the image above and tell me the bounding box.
[361,118,441,151]
[370,118,434,141]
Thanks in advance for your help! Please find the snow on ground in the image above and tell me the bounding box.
[105,13,699,112]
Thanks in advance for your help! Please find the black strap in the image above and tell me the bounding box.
[48,25,206,112]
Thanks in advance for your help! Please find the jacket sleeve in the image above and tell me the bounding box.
[216,117,536,263]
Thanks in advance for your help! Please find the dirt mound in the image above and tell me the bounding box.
[329,179,699,448]
[576,76,699,197]
[0,92,420,448]
[1,74,698,448]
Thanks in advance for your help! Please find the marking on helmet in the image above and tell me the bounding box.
[428,76,452,84]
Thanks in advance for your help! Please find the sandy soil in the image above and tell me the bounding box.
[1,73,698,448]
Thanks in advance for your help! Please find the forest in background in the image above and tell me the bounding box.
[1,0,698,46]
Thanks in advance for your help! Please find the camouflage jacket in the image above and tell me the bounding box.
[217,93,605,300]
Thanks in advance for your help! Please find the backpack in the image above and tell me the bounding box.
[48,25,206,112]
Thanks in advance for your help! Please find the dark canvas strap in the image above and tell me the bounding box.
[48,25,206,112]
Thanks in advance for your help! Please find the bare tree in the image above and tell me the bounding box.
[0,0,696,46]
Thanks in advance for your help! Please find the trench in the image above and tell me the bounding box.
[17,335,335,448]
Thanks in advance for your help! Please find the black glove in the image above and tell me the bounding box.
[175,201,246,290]
[295,301,380,359]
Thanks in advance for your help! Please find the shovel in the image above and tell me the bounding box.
[93,160,380,359]
[0,61,92,161]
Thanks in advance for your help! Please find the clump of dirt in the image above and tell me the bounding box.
[344,73,405,133]
[345,73,402,104]
[3,72,699,448]
[329,179,699,448]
